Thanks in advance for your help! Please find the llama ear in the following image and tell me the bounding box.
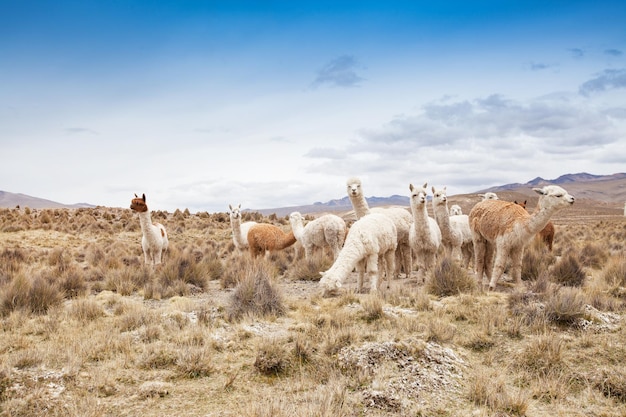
[524,200,527,205]
[423,182,427,189]
[229,204,233,211]
[431,186,435,193]
[532,187,546,196]
[142,193,146,202]
[134,193,138,198]
[409,184,414,192]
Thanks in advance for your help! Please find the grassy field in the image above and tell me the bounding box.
[0,204,625,416]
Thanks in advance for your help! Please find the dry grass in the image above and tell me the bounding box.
[0,206,624,416]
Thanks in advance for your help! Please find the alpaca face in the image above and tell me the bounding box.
[346,178,363,197]
[431,186,447,207]
[480,192,499,201]
[229,204,242,221]
[289,212,303,223]
[130,194,148,213]
[533,185,575,209]
[409,183,428,206]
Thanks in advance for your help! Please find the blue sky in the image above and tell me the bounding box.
[1,1,625,213]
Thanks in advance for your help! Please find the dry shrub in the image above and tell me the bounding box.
[285,256,332,281]
[579,242,609,269]
[544,286,586,326]
[521,239,553,281]
[360,294,384,323]
[0,249,27,281]
[59,265,88,298]
[551,253,586,287]
[254,338,291,376]
[590,368,626,403]
[175,346,214,378]
[48,247,72,273]
[516,334,564,377]
[600,255,626,298]
[468,367,529,415]
[227,261,285,321]
[1,273,63,315]
[426,317,456,344]
[138,342,178,369]
[157,250,209,293]
[426,256,477,297]
[69,298,104,322]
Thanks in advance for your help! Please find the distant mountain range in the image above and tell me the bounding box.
[2,172,625,214]
[0,191,95,210]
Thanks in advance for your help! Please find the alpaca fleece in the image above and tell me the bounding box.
[289,211,346,261]
[319,213,397,294]
[408,183,442,282]
[432,186,473,268]
[247,223,297,258]
[469,185,574,290]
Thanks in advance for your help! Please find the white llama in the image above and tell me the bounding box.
[288,211,346,261]
[450,204,463,216]
[228,204,258,251]
[130,193,169,267]
[469,185,575,290]
[408,183,442,282]
[346,177,412,278]
[319,213,397,294]
[431,186,473,268]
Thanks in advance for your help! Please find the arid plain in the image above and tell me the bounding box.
[0,190,625,416]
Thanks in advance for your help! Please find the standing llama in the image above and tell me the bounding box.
[130,193,169,267]
[432,186,473,268]
[469,185,575,290]
[514,200,555,251]
[408,183,442,282]
[346,177,412,278]
[319,213,397,294]
[228,203,258,251]
[288,211,346,261]
[247,223,297,258]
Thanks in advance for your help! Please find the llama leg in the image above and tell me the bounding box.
[473,239,486,284]
[356,260,366,293]
[489,248,509,290]
[402,245,412,278]
[366,254,379,293]
[509,247,524,286]
[385,250,396,289]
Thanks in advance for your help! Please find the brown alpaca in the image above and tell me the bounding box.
[247,223,297,258]
[514,200,555,251]
[470,185,574,290]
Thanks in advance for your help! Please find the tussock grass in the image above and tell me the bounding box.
[227,260,285,321]
[551,253,587,287]
[426,256,477,297]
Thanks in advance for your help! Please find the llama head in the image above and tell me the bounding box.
[532,185,575,211]
[319,271,342,291]
[346,177,363,197]
[450,204,463,216]
[229,203,242,220]
[289,211,303,225]
[479,192,499,201]
[431,186,448,207]
[409,183,428,207]
[130,193,148,213]
[514,200,528,210]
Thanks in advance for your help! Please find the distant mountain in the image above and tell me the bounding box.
[254,172,626,216]
[0,191,95,209]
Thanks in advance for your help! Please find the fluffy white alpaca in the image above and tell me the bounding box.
[408,183,442,282]
[346,177,412,278]
[319,213,397,294]
[288,211,346,261]
[130,193,169,267]
[469,185,575,290]
[450,204,463,216]
[228,204,258,251]
[479,192,499,201]
[431,186,473,268]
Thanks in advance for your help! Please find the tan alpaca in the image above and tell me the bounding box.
[469,185,574,290]
[130,193,169,267]
[346,177,412,279]
[247,223,297,258]
[514,200,555,251]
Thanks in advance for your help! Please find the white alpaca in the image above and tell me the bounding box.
[450,204,463,216]
[130,193,169,267]
[319,213,397,294]
[431,186,473,268]
[479,192,499,201]
[228,204,258,251]
[469,185,575,290]
[408,183,442,282]
[288,211,346,261]
[346,177,412,278]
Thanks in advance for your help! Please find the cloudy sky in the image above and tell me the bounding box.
[2,1,625,213]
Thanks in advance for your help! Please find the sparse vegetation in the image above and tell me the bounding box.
[0,205,624,416]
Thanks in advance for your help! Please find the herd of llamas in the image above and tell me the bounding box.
[131,177,575,294]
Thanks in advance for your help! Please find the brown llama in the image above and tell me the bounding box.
[247,223,297,258]
[514,200,555,251]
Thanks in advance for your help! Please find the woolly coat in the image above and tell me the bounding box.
[289,212,346,260]
[319,213,397,293]
[247,223,297,258]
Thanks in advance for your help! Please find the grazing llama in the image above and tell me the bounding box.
[247,223,297,258]
[228,204,258,251]
[288,211,346,261]
[130,193,168,267]
[346,177,412,278]
[408,183,442,282]
[319,213,397,294]
[469,185,574,290]
[514,200,555,251]
[431,186,473,268]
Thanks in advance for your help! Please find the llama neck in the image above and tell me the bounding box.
[326,240,363,281]
[290,219,305,241]
[433,203,453,235]
[524,205,556,237]
[137,211,156,235]
[410,202,430,230]
[230,216,246,246]
[277,231,297,249]
[349,194,371,219]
